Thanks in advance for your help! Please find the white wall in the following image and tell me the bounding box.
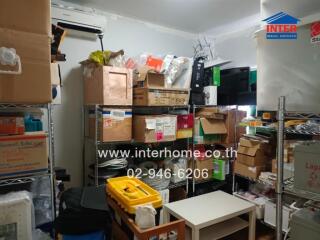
[53,8,195,187]
[214,25,259,68]
[205,13,260,69]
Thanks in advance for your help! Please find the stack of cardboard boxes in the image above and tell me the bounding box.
[234,137,272,179]
[192,108,246,181]
[133,67,189,106]
[0,0,51,179]
[83,63,134,142]
[0,0,52,103]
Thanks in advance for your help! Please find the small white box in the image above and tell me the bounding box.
[203,86,217,106]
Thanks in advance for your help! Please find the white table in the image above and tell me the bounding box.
[163,191,256,240]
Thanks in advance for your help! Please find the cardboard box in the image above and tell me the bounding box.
[133,88,189,106]
[193,117,227,144]
[83,65,133,105]
[234,161,265,179]
[0,116,25,135]
[51,63,61,86]
[0,28,52,103]
[237,146,267,167]
[239,138,269,150]
[89,108,132,142]
[194,158,213,181]
[133,115,177,143]
[0,0,51,35]
[196,107,222,118]
[176,128,192,139]
[0,133,48,178]
[135,66,165,88]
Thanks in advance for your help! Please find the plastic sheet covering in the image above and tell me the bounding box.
[30,175,53,226]
[257,24,320,111]
[0,191,34,240]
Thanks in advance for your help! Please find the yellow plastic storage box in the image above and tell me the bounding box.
[106,176,162,214]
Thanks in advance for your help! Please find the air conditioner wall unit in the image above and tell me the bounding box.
[52,5,107,34]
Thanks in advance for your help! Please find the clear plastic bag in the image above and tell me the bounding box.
[165,57,190,87]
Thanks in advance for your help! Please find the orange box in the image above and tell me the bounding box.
[0,116,25,135]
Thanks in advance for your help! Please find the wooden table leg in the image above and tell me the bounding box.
[162,206,170,224]
[192,227,200,240]
[248,209,256,240]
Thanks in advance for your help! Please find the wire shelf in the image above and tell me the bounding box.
[285,128,320,136]
[284,188,320,202]
[0,173,51,187]
[234,174,275,189]
[285,112,320,120]
[168,180,187,189]
[0,104,49,109]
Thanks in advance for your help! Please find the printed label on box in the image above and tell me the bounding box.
[110,110,125,120]
[156,118,164,132]
[146,119,156,130]
[163,117,175,136]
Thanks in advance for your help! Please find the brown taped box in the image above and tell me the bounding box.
[237,146,267,167]
[83,65,133,105]
[190,158,214,181]
[88,108,132,142]
[133,88,189,106]
[0,28,52,103]
[234,161,265,179]
[135,66,165,88]
[133,115,176,143]
[0,0,51,35]
[0,133,48,179]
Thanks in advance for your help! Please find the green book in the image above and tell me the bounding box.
[212,67,221,86]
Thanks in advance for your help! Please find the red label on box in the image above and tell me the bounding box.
[156,132,163,141]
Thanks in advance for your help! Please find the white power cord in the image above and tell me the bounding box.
[98,158,128,168]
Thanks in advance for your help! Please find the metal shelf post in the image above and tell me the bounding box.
[276,96,285,240]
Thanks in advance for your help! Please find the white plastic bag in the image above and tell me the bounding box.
[135,204,157,229]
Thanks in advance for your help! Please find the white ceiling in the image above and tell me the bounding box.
[63,0,260,34]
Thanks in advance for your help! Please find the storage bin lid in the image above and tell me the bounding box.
[291,208,320,233]
[294,141,320,154]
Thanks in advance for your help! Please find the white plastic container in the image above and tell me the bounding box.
[233,192,265,219]
[264,200,291,232]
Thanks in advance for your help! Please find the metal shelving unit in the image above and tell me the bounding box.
[276,96,320,240]
[83,104,192,193]
[0,103,56,223]
[192,104,238,195]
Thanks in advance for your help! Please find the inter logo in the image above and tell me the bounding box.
[263,12,300,40]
